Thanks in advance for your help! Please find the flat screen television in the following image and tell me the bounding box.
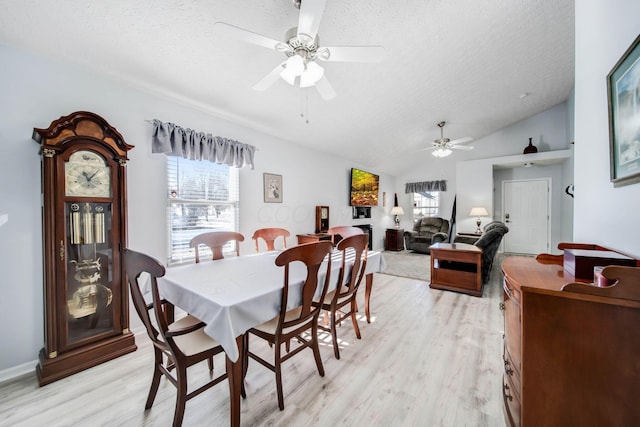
[350,168,379,206]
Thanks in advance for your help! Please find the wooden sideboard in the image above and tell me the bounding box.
[501,248,640,427]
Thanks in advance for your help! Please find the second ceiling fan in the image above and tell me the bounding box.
[422,121,474,157]
[214,0,384,100]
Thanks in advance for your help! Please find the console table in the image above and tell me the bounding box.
[501,248,640,427]
[429,243,482,296]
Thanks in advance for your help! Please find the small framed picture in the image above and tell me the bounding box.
[607,33,640,187]
[263,173,282,203]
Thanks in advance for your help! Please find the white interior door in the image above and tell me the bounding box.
[502,179,550,254]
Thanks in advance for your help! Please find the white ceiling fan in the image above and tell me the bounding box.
[421,121,474,157]
[213,0,384,100]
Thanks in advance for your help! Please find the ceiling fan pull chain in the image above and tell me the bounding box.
[301,88,310,124]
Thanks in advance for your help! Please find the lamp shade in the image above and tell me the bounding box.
[469,207,489,217]
[390,206,404,215]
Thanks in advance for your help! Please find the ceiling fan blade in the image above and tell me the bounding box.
[448,137,473,145]
[214,22,285,51]
[297,0,327,40]
[319,45,385,63]
[252,62,286,91]
[314,75,336,100]
[450,145,474,151]
[417,145,438,152]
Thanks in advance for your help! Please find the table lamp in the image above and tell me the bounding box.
[469,207,489,234]
[391,206,404,227]
[391,193,404,227]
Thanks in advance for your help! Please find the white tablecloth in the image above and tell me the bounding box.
[159,250,385,361]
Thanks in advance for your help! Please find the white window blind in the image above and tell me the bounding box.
[412,192,440,219]
[167,157,239,265]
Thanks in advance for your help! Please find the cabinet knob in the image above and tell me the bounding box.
[504,359,514,376]
[503,383,514,401]
[499,302,505,311]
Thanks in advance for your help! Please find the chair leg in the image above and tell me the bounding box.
[145,351,164,409]
[311,323,325,377]
[274,342,285,410]
[241,333,248,399]
[351,300,361,340]
[330,309,341,360]
[173,366,188,427]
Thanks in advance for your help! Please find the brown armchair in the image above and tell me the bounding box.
[404,217,449,253]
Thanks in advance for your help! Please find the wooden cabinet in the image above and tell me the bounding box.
[429,243,483,296]
[33,112,136,385]
[385,228,404,251]
[501,254,640,427]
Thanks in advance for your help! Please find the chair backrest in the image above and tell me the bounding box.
[122,249,173,355]
[274,241,333,334]
[413,217,449,235]
[190,231,245,263]
[334,234,368,298]
[328,226,364,246]
[252,227,290,252]
[474,221,509,283]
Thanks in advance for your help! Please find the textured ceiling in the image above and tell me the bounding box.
[0,0,575,176]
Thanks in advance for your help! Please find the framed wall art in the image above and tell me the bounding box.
[607,33,640,187]
[263,173,282,203]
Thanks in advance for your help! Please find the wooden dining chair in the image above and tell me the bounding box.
[314,234,368,359]
[251,227,290,252]
[123,249,229,427]
[327,225,364,246]
[189,231,245,263]
[244,241,333,410]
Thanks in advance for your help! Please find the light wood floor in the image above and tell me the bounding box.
[0,265,506,427]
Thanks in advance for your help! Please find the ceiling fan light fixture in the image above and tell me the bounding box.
[300,61,324,87]
[432,147,452,157]
[280,55,304,85]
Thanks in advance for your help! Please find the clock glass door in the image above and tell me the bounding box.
[63,201,117,347]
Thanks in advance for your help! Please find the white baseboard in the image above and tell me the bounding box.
[0,327,146,385]
[0,360,37,383]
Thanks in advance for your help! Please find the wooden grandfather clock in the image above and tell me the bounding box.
[33,111,137,386]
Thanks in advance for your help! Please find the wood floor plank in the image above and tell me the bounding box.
[0,262,506,427]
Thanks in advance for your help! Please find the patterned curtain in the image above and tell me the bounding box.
[150,119,256,169]
[404,180,447,193]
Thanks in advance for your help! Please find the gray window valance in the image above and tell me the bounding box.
[150,119,256,169]
[405,180,447,193]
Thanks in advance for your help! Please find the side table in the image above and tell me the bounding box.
[430,242,483,296]
[385,228,404,251]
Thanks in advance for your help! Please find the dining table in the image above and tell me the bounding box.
[158,248,386,426]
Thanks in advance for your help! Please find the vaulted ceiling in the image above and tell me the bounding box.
[0,0,574,176]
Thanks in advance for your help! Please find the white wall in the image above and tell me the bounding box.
[573,0,640,257]
[0,44,395,374]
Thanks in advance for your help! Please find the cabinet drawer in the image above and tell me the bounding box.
[503,278,521,370]
[503,374,521,427]
[503,277,521,305]
[503,346,521,401]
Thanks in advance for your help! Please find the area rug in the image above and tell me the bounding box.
[380,250,430,282]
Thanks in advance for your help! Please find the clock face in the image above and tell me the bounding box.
[321,207,328,219]
[65,151,111,197]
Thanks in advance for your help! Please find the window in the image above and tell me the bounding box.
[412,192,440,219]
[167,157,239,265]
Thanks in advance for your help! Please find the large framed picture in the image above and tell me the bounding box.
[263,173,282,203]
[607,33,640,187]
